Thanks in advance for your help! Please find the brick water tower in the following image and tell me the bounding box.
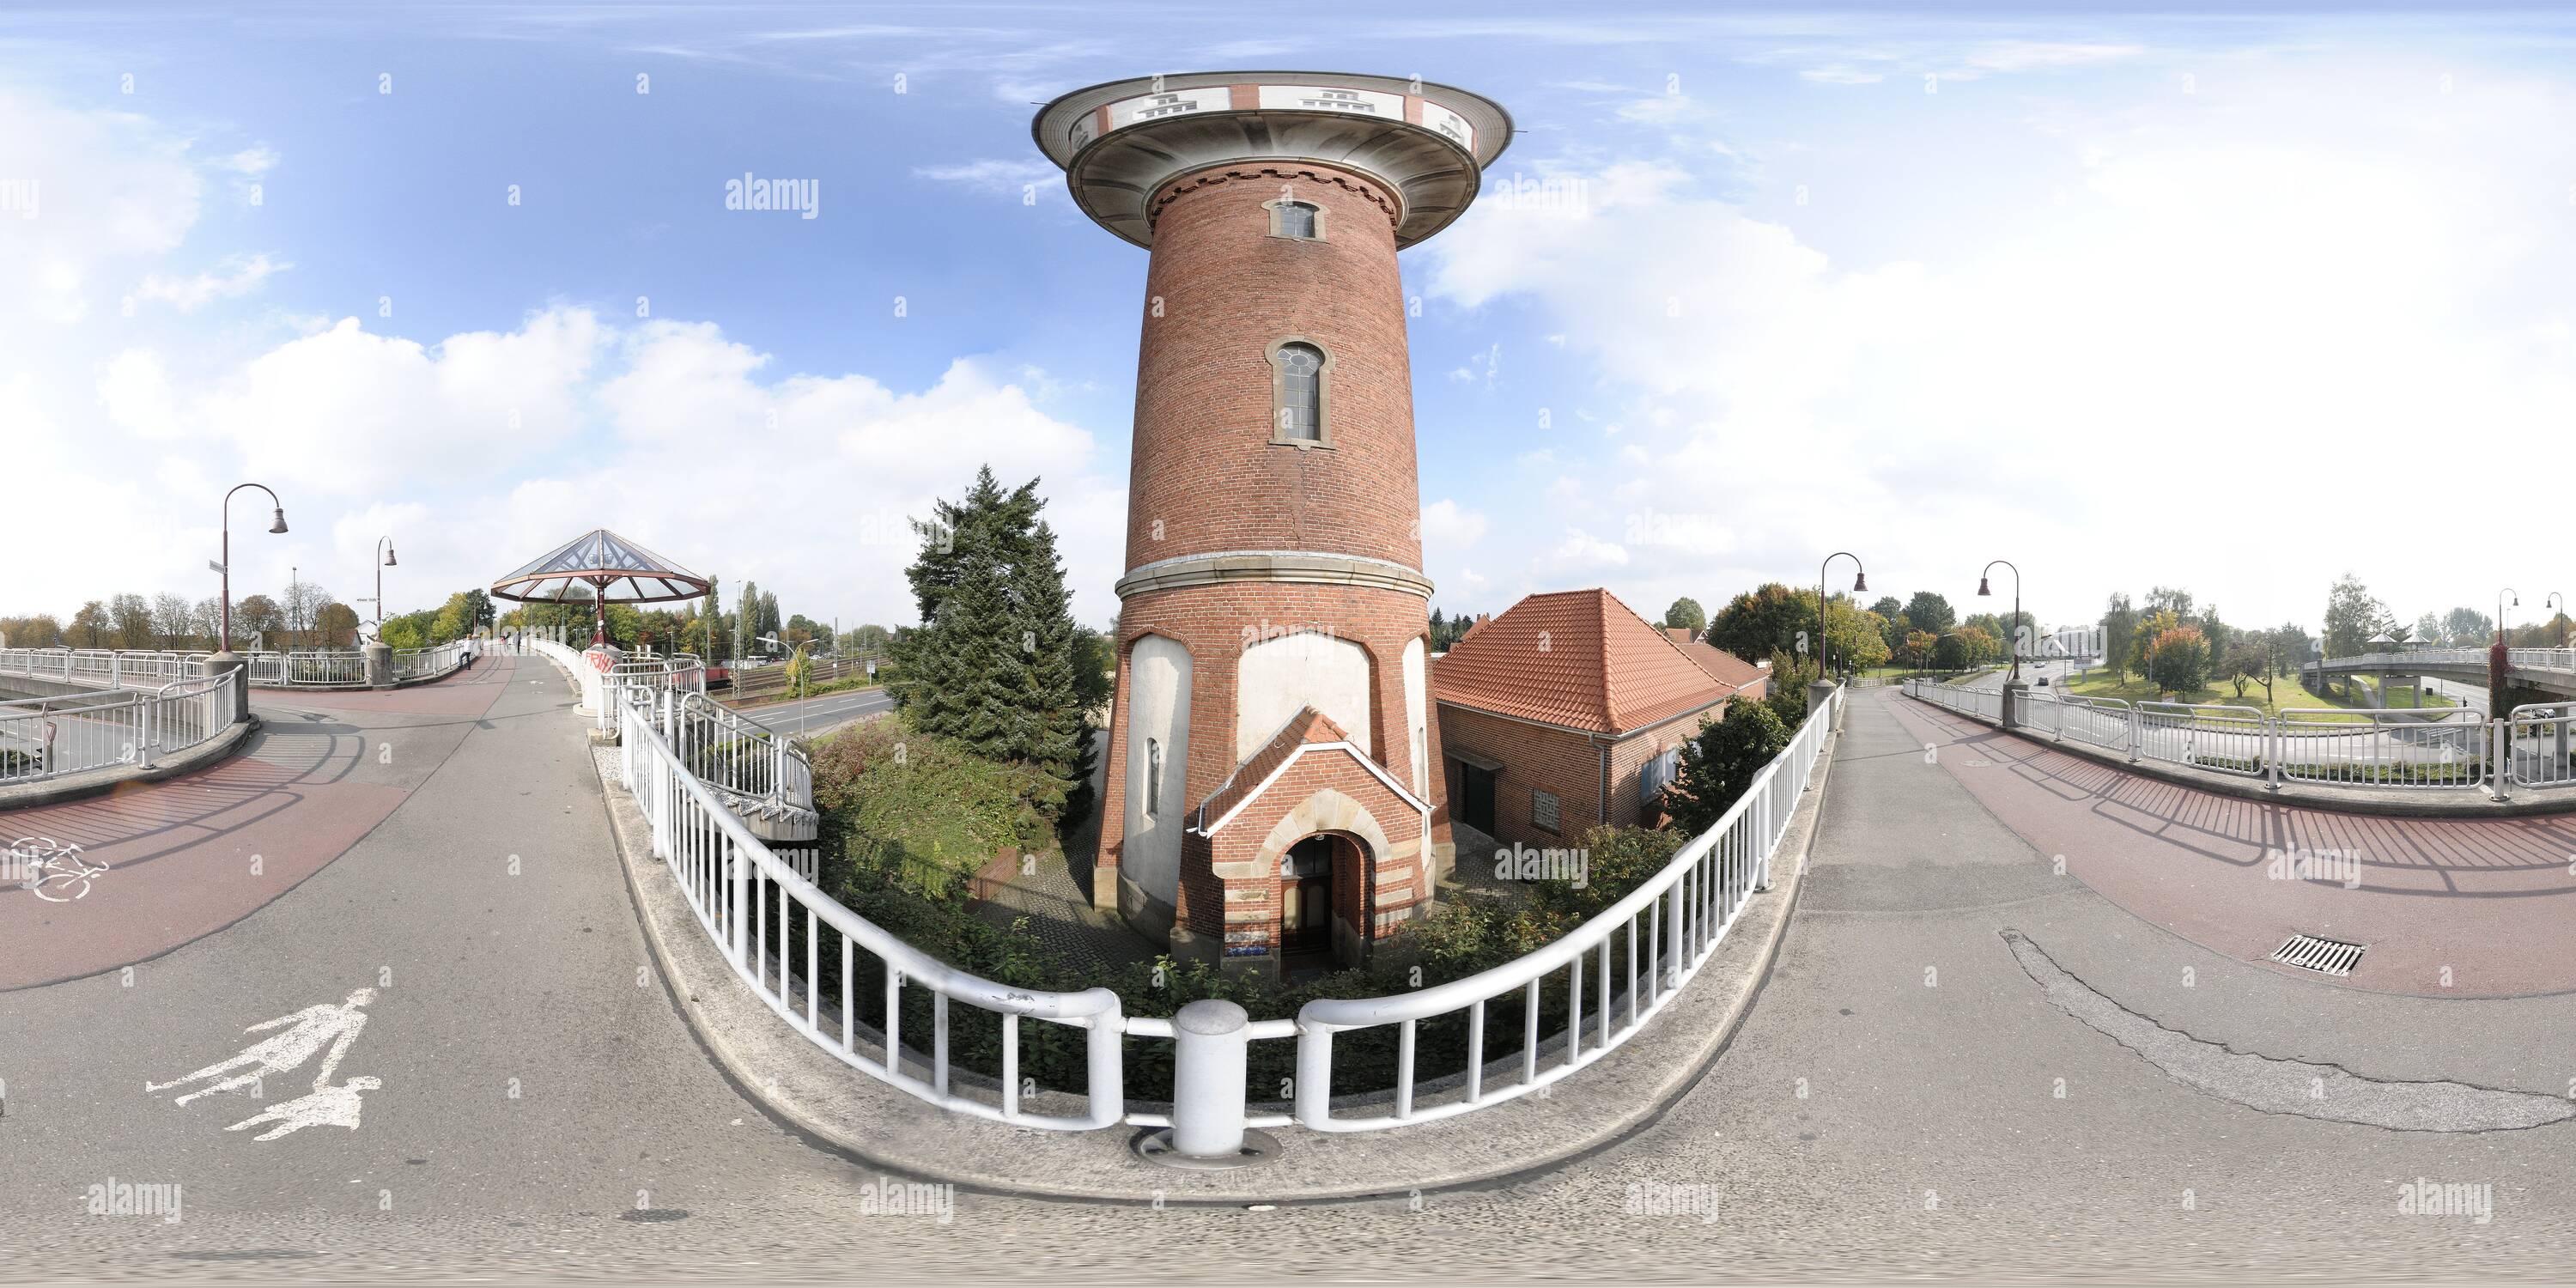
[1034,72,1510,978]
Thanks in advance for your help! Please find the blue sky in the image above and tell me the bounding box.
[7,3,2576,641]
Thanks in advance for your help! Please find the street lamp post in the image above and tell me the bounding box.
[212,483,289,722]
[1978,559,2023,683]
[2500,588,2518,647]
[216,483,289,652]
[2548,592,2567,650]
[1818,552,1867,683]
[374,537,398,632]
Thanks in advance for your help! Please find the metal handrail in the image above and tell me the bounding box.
[1291,686,1841,1131]
[615,690,1124,1128]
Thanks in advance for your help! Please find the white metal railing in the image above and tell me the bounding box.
[1906,677,2555,797]
[617,689,1126,1128]
[2276,707,2489,790]
[602,654,705,732]
[596,659,1845,1143]
[2507,702,2576,789]
[657,688,815,829]
[0,645,469,690]
[2136,702,2269,779]
[392,641,471,680]
[2317,647,2576,676]
[1291,687,1841,1131]
[0,670,236,786]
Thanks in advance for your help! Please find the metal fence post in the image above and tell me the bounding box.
[2126,708,2140,762]
[2492,719,2511,801]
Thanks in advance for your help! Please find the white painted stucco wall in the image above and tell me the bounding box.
[1125,634,1192,908]
[1401,637,1428,795]
[1235,630,1372,762]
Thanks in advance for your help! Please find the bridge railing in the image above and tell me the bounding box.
[598,657,1844,1145]
[615,689,1127,1129]
[2506,701,2576,790]
[392,641,471,680]
[653,688,815,830]
[1291,686,1840,1132]
[1906,678,2557,799]
[0,645,471,690]
[2136,702,2269,778]
[2276,707,2489,790]
[0,669,237,786]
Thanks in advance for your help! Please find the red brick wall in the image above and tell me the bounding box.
[1436,696,1733,850]
[1088,154,1460,969]
[1097,587,1444,939]
[1125,160,1422,573]
[1194,745,1428,957]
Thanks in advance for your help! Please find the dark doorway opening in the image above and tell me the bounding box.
[1459,762,1498,835]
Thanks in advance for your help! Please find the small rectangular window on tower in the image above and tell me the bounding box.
[1277,201,1317,239]
[1532,789,1560,834]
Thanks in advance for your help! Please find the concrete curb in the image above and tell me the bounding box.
[0,716,259,812]
[586,714,1842,1203]
[1905,695,2576,818]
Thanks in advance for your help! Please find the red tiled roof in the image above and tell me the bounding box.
[1196,706,1422,833]
[1662,626,1695,646]
[1681,641,1767,694]
[1431,588,1731,736]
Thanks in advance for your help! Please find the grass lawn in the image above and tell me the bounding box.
[2054,668,2408,719]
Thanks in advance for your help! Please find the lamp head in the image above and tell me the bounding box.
[267,507,289,535]
[385,544,398,567]
[1852,571,1868,593]
[1977,577,1992,597]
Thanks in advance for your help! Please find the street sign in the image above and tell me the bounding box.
[207,559,226,574]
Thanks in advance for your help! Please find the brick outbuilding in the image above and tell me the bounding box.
[1433,589,1768,858]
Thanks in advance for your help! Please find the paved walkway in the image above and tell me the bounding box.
[1890,690,2576,995]
[1,659,516,990]
[8,677,2576,1279]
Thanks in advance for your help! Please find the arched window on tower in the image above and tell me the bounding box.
[1276,200,1318,239]
[1271,341,1326,444]
[1265,197,1327,241]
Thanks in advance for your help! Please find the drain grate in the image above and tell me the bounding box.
[2271,933,2366,976]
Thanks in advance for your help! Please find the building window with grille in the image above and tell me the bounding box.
[1145,738,1163,817]
[1265,197,1327,241]
[1641,744,1680,808]
[1268,339,1329,446]
[1532,788,1560,835]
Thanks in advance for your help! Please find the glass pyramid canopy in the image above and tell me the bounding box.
[489,528,710,605]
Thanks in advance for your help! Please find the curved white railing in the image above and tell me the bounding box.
[1291,687,1841,1131]
[0,644,472,690]
[616,688,1126,1128]
[0,670,238,786]
[1905,677,2559,797]
[2315,647,2576,677]
[592,653,1846,1141]
[656,688,815,829]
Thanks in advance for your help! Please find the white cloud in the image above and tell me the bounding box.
[96,348,183,440]
[914,158,1060,199]
[1419,498,1490,553]
[198,308,608,495]
[135,252,289,312]
[1425,56,2576,629]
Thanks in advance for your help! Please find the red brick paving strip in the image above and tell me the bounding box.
[1887,693,2576,998]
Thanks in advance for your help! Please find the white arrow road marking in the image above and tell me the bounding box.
[147,988,381,1139]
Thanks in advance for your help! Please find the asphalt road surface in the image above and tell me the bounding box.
[4,663,2572,1279]
[724,685,893,739]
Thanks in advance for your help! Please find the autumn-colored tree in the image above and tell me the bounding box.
[2146,623,2209,694]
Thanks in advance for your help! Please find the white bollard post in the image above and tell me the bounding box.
[1168,999,1251,1160]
